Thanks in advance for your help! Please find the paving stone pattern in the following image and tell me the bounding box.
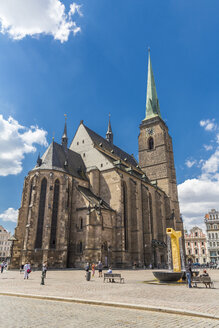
[0,269,219,318]
[0,295,218,328]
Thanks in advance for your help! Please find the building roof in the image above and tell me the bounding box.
[32,141,86,180]
[83,124,139,168]
[78,185,113,211]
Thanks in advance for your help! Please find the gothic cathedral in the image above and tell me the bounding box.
[11,52,184,269]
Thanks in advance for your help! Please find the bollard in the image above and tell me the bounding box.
[41,270,46,285]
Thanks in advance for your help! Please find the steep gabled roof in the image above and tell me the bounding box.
[77,185,113,211]
[83,124,138,168]
[32,141,86,180]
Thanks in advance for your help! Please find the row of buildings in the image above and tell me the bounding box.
[184,209,219,265]
[0,225,12,261]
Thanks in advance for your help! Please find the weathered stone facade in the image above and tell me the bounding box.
[10,54,183,269]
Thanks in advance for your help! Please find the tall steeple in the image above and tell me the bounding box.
[144,49,161,120]
[62,114,68,149]
[106,114,113,144]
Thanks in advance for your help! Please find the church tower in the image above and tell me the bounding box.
[138,50,182,230]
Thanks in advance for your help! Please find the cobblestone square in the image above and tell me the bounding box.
[0,269,219,327]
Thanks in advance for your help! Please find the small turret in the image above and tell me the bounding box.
[62,114,68,150]
[37,153,42,167]
[106,114,113,144]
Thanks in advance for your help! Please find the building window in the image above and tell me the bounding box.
[50,179,60,249]
[212,233,214,239]
[80,218,83,230]
[195,232,198,237]
[210,242,212,247]
[214,225,217,229]
[202,242,204,246]
[77,241,83,253]
[216,233,218,239]
[83,153,85,157]
[82,140,84,143]
[29,178,33,205]
[208,233,211,239]
[188,250,191,255]
[213,242,216,247]
[194,242,197,246]
[35,178,47,249]
[100,164,103,167]
[188,242,190,246]
[148,137,154,150]
[195,249,198,254]
[203,258,206,263]
[202,249,205,254]
[77,142,79,145]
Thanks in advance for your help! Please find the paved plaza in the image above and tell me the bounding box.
[0,269,219,327]
[0,295,218,328]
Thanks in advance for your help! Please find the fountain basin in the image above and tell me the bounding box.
[153,271,183,282]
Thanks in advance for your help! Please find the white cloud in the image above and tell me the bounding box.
[185,159,196,168]
[204,144,213,151]
[178,178,219,232]
[0,115,48,176]
[0,208,18,223]
[0,0,82,43]
[200,119,217,131]
[179,118,219,231]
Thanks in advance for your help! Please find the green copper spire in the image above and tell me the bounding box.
[144,49,161,120]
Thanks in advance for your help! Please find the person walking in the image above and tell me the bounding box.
[186,261,192,288]
[24,262,31,279]
[98,261,103,278]
[42,262,47,278]
[91,263,95,277]
[1,262,4,273]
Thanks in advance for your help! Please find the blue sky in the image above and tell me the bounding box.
[0,0,219,233]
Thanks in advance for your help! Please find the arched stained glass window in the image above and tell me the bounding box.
[50,179,60,249]
[35,178,47,249]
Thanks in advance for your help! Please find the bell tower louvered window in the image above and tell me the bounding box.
[35,178,47,249]
[50,179,60,248]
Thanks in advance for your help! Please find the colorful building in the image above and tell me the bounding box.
[205,209,219,264]
[184,227,208,264]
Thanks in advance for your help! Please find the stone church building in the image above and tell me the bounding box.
[11,53,183,269]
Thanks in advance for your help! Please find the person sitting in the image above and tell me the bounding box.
[107,267,114,282]
[200,269,210,288]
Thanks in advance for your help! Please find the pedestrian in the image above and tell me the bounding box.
[91,263,95,277]
[24,262,31,279]
[42,262,47,278]
[98,261,103,278]
[186,261,192,288]
[0,261,4,273]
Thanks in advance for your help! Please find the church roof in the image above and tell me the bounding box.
[32,141,86,180]
[78,185,113,211]
[83,124,139,168]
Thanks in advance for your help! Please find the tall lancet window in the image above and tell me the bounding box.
[50,179,60,249]
[148,137,154,150]
[35,178,47,249]
[28,178,33,206]
[123,181,128,250]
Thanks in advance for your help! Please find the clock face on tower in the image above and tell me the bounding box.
[146,127,154,136]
